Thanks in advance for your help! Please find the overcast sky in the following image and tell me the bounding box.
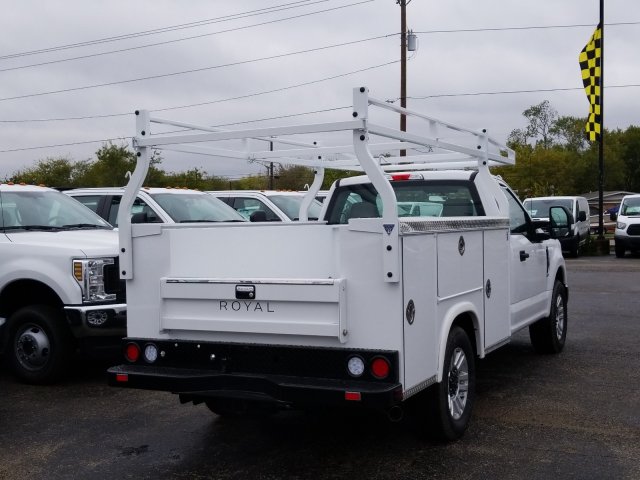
[0,0,638,182]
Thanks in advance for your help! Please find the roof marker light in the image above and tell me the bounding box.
[387,173,424,181]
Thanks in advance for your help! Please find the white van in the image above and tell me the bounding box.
[523,196,591,257]
[610,194,640,258]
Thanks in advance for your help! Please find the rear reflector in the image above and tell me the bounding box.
[345,391,362,401]
[115,374,129,383]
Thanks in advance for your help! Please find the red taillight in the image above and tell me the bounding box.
[125,343,140,362]
[370,357,390,379]
[115,373,129,383]
[391,173,411,181]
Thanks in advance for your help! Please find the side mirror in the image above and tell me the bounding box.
[610,212,617,221]
[549,206,572,239]
[578,211,587,222]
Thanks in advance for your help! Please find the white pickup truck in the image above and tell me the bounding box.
[0,184,126,383]
[108,88,571,440]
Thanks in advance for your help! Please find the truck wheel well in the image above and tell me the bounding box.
[0,280,64,320]
[451,313,478,357]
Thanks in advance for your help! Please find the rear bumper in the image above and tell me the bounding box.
[108,339,403,410]
[108,364,403,410]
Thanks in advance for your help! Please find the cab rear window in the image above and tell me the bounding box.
[325,180,484,224]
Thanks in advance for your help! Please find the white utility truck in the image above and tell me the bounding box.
[0,184,126,384]
[108,88,571,440]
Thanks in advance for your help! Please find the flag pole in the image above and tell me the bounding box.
[598,0,605,240]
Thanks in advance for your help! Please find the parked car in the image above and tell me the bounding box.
[0,183,125,383]
[610,194,640,257]
[523,196,591,257]
[300,190,330,203]
[209,190,323,221]
[65,187,246,226]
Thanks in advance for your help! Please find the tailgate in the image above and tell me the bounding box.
[160,277,348,343]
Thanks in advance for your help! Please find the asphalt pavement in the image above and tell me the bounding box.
[0,256,639,480]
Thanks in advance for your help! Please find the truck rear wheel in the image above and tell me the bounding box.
[426,326,476,441]
[7,305,73,384]
[529,280,567,354]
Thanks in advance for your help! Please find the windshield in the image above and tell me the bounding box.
[150,193,246,222]
[523,198,573,218]
[268,195,323,220]
[621,197,640,216]
[1,190,112,231]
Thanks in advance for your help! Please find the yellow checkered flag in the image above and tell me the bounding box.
[579,23,602,142]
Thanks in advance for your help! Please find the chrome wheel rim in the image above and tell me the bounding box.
[555,293,565,340]
[447,347,469,420]
[15,324,50,371]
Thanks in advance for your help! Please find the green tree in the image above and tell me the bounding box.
[10,157,77,187]
[517,100,558,149]
[550,116,588,152]
[618,126,640,191]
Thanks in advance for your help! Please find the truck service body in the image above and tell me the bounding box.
[108,88,570,439]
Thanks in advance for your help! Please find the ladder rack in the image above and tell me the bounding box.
[119,87,515,282]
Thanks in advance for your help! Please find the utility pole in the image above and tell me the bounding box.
[398,1,413,156]
[269,140,274,190]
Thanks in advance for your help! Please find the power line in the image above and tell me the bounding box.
[0,0,374,73]
[0,138,130,154]
[0,106,351,124]
[0,34,393,103]
[404,83,640,101]
[154,60,399,112]
[0,112,130,123]
[1,78,637,154]
[413,21,640,35]
[3,82,637,125]
[0,0,326,60]
[5,18,638,74]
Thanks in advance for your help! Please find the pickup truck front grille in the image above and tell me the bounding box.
[627,224,640,236]
[104,259,126,302]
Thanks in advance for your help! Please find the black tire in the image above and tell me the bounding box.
[569,235,580,258]
[6,305,74,384]
[615,242,625,258]
[529,280,567,354]
[427,326,476,441]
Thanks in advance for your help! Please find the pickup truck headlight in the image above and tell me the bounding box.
[617,222,627,230]
[73,258,116,303]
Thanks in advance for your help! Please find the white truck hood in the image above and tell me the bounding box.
[4,229,119,257]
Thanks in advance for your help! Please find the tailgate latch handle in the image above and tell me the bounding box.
[236,284,256,299]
